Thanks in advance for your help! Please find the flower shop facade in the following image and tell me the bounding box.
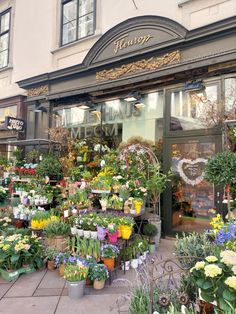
[17,15,236,235]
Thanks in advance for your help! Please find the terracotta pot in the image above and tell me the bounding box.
[108,231,118,243]
[93,279,105,290]
[103,258,115,271]
[47,260,55,270]
[58,264,65,277]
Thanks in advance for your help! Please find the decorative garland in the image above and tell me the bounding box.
[177,158,208,186]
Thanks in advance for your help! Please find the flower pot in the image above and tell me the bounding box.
[134,202,142,215]
[83,230,91,239]
[67,280,85,299]
[71,227,77,235]
[86,278,93,286]
[103,258,115,271]
[149,243,156,254]
[77,229,84,237]
[121,225,132,240]
[121,261,130,271]
[97,226,107,241]
[108,231,118,243]
[0,269,19,282]
[131,259,139,269]
[90,231,98,240]
[58,264,65,277]
[93,279,105,290]
[47,260,55,270]
[138,256,143,265]
[14,219,24,228]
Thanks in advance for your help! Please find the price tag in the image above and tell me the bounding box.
[64,210,69,218]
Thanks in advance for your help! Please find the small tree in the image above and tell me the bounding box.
[204,151,236,216]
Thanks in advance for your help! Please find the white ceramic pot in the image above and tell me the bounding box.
[121,261,130,271]
[138,256,143,265]
[143,251,149,259]
[131,259,139,269]
[71,227,77,235]
[90,231,98,239]
[140,254,146,262]
[83,230,91,239]
[77,229,84,237]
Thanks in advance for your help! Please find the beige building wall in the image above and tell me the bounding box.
[0,0,236,100]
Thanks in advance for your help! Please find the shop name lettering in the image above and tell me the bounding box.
[70,124,119,139]
[6,118,24,131]
[114,34,153,54]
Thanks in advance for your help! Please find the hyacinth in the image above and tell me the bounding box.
[215,223,236,245]
[225,276,236,290]
[204,264,222,278]
[220,250,236,266]
[205,256,218,263]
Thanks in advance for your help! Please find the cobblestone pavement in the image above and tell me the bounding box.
[0,239,175,314]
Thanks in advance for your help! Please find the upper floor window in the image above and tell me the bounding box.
[61,0,95,46]
[0,9,10,69]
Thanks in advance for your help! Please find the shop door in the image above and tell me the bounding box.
[163,135,222,234]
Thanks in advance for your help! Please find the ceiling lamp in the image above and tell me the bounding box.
[34,106,47,113]
[78,104,90,110]
[124,91,141,102]
[134,101,146,110]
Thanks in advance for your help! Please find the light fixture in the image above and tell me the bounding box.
[134,101,146,110]
[124,91,141,102]
[34,106,47,113]
[77,104,90,110]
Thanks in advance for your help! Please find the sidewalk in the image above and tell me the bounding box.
[0,239,175,314]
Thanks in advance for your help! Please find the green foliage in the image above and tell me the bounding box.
[44,220,70,238]
[142,223,158,238]
[63,263,88,282]
[69,166,82,181]
[204,151,236,186]
[175,232,216,268]
[0,155,9,167]
[36,154,63,179]
[90,264,109,281]
[45,247,58,261]
[69,237,100,259]
[120,247,133,261]
[26,149,40,163]
[129,287,150,314]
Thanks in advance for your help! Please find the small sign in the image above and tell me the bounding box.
[5,117,25,132]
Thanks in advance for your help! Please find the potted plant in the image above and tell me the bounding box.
[107,223,118,243]
[63,262,88,299]
[36,154,63,180]
[101,244,119,271]
[99,194,109,211]
[0,187,8,205]
[55,252,70,276]
[45,247,58,270]
[91,264,109,290]
[85,257,97,285]
[130,245,139,269]
[142,223,158,253]
[120,217,134,240]
[96,217,108,241]
[82,218,91,239]
[90,217,98,240]
[120,247,133,271]
[44,220,70,252]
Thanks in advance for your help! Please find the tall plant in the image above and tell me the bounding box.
[204,151,236,216]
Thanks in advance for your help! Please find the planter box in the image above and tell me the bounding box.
[45,236,68,252]
[0,266,35,282]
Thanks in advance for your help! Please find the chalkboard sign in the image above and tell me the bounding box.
[5,117,25,132]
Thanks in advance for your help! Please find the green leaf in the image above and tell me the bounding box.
[196,278,205,289]
[218,297,232,312]
[223,289,236,302]
[201,291,215,303]
[10,255,19,263]
[202,280,213,290]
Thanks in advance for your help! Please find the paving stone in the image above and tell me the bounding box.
[0,284,12,299]
[5,269,46,297]
[0,296,59,314]
[56,294,120,314]
[34,288,63,296]
[38,270,65,289]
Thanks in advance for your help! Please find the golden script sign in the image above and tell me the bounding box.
[114,34,153,54]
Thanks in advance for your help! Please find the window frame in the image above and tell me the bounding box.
[0,8,11,69]
[60,0,96,47]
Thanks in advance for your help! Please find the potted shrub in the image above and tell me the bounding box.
[36,154,63,180]
[120,247,133,271]
[142,223,158,253]
[101,244,119,271]
[63,262,88,299]
[107,223,118,243]
[91,264,109,290]
[85,257,97,285]
[44,220,70,252]
[45,247,58,270]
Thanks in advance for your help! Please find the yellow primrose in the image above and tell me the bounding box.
[204,264,222,278]
[225,276,236,290]
[195,261,206,270]
[205,256,218,263]
[2,244,10,251]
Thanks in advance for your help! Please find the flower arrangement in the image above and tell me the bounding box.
[100,244,119,258]
[0,233,43,270]
[0,186,8,203]
[190,251,236,312]
[90,264,109,281]
[63,263,88,282]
